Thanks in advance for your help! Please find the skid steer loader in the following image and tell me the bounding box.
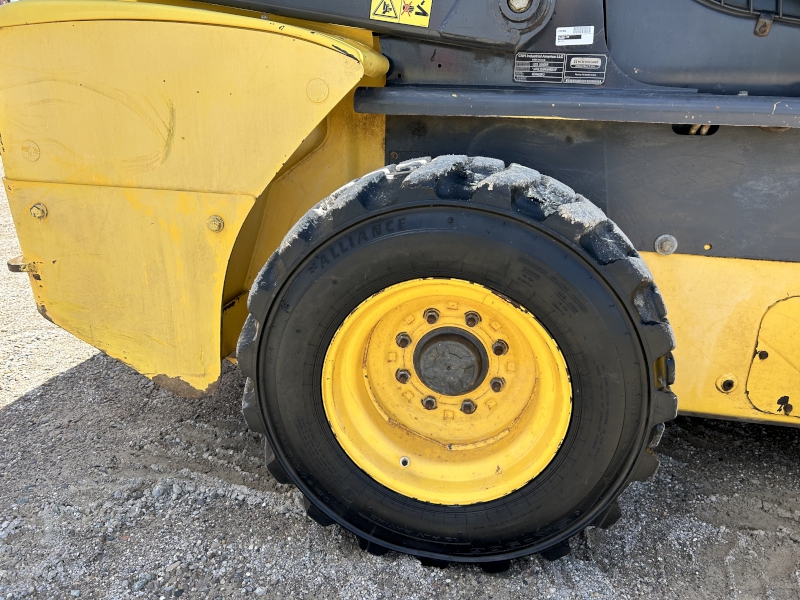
[2,0,799,569]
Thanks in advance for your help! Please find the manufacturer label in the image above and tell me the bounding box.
[370,0,431,28]
[514,53,607,85]
[555,25,594,46]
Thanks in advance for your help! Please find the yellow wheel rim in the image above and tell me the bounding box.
[322,278,572,505]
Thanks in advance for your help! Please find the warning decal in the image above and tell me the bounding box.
[370,0,431,28]
[514,53,607,85]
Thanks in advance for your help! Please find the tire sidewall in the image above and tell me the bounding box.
[256,200,649,560]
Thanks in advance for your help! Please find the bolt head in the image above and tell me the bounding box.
[464,311,481,327]
[396,333,412,348]
[492,340,508,356]
[207,215,225,232]
[396,369,411,384]
[424,308,440,325]
[29,203,47,220]
[460,399,477,414]
[422,396,437,410]
[654,234,678,255]
[490,377,505,393]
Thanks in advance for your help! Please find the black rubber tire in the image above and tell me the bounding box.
[237,156,677,564]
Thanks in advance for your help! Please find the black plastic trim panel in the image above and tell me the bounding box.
[355,86,800,127]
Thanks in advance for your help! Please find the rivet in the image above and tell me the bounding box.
[207,215,224,232]
[654,234,678,255]
[29,203,47,220]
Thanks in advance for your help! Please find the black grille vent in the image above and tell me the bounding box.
[695,0,800,25]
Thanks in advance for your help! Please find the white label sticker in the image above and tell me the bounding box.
[555,25,594,46]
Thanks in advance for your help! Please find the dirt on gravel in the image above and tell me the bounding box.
[2,174,800,600]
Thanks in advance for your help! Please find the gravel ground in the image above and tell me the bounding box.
[2,171,800,600]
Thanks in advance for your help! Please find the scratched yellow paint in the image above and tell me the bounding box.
[0,0,388,394]
[747,297,800,417]
[642,252,800,426]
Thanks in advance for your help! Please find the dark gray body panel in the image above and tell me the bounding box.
[200,0,800,262]
[386,116,800,262]
[607,0,800,97]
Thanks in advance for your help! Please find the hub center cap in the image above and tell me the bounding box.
[414,328,488,395]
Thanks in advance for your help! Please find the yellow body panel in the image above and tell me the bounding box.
[220,92,385,357]
[643,252,800,425]
[0,0,387,394]
[746,297,800,417]
[6,179,253,396]
[322,279,572,504]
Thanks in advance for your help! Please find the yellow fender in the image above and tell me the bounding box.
[0,0,388,396]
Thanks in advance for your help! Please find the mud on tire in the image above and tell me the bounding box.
[236,155,677,564]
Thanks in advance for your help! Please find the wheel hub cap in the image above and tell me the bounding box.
[322,278,572,505]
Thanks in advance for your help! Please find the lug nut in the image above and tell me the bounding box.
[396,333,412,348]
[492,340,509,356]
[424,308,440,325]
[490,377,505,393]
[396,369,411,384]
[422,396,437,410]
[464,311,481,327]
[460,399,477,414]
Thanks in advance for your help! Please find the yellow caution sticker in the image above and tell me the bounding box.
[370,0,432,28]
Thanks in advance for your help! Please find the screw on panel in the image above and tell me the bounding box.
[464,311,481,327]
[389,151,399,161]
[29,203,47,220]
[654,234,678,255]
[422,396,437,410]
[396,369,411,384]
[460,399,477,414]
[396,333,412,348]
[206,215,225,232]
